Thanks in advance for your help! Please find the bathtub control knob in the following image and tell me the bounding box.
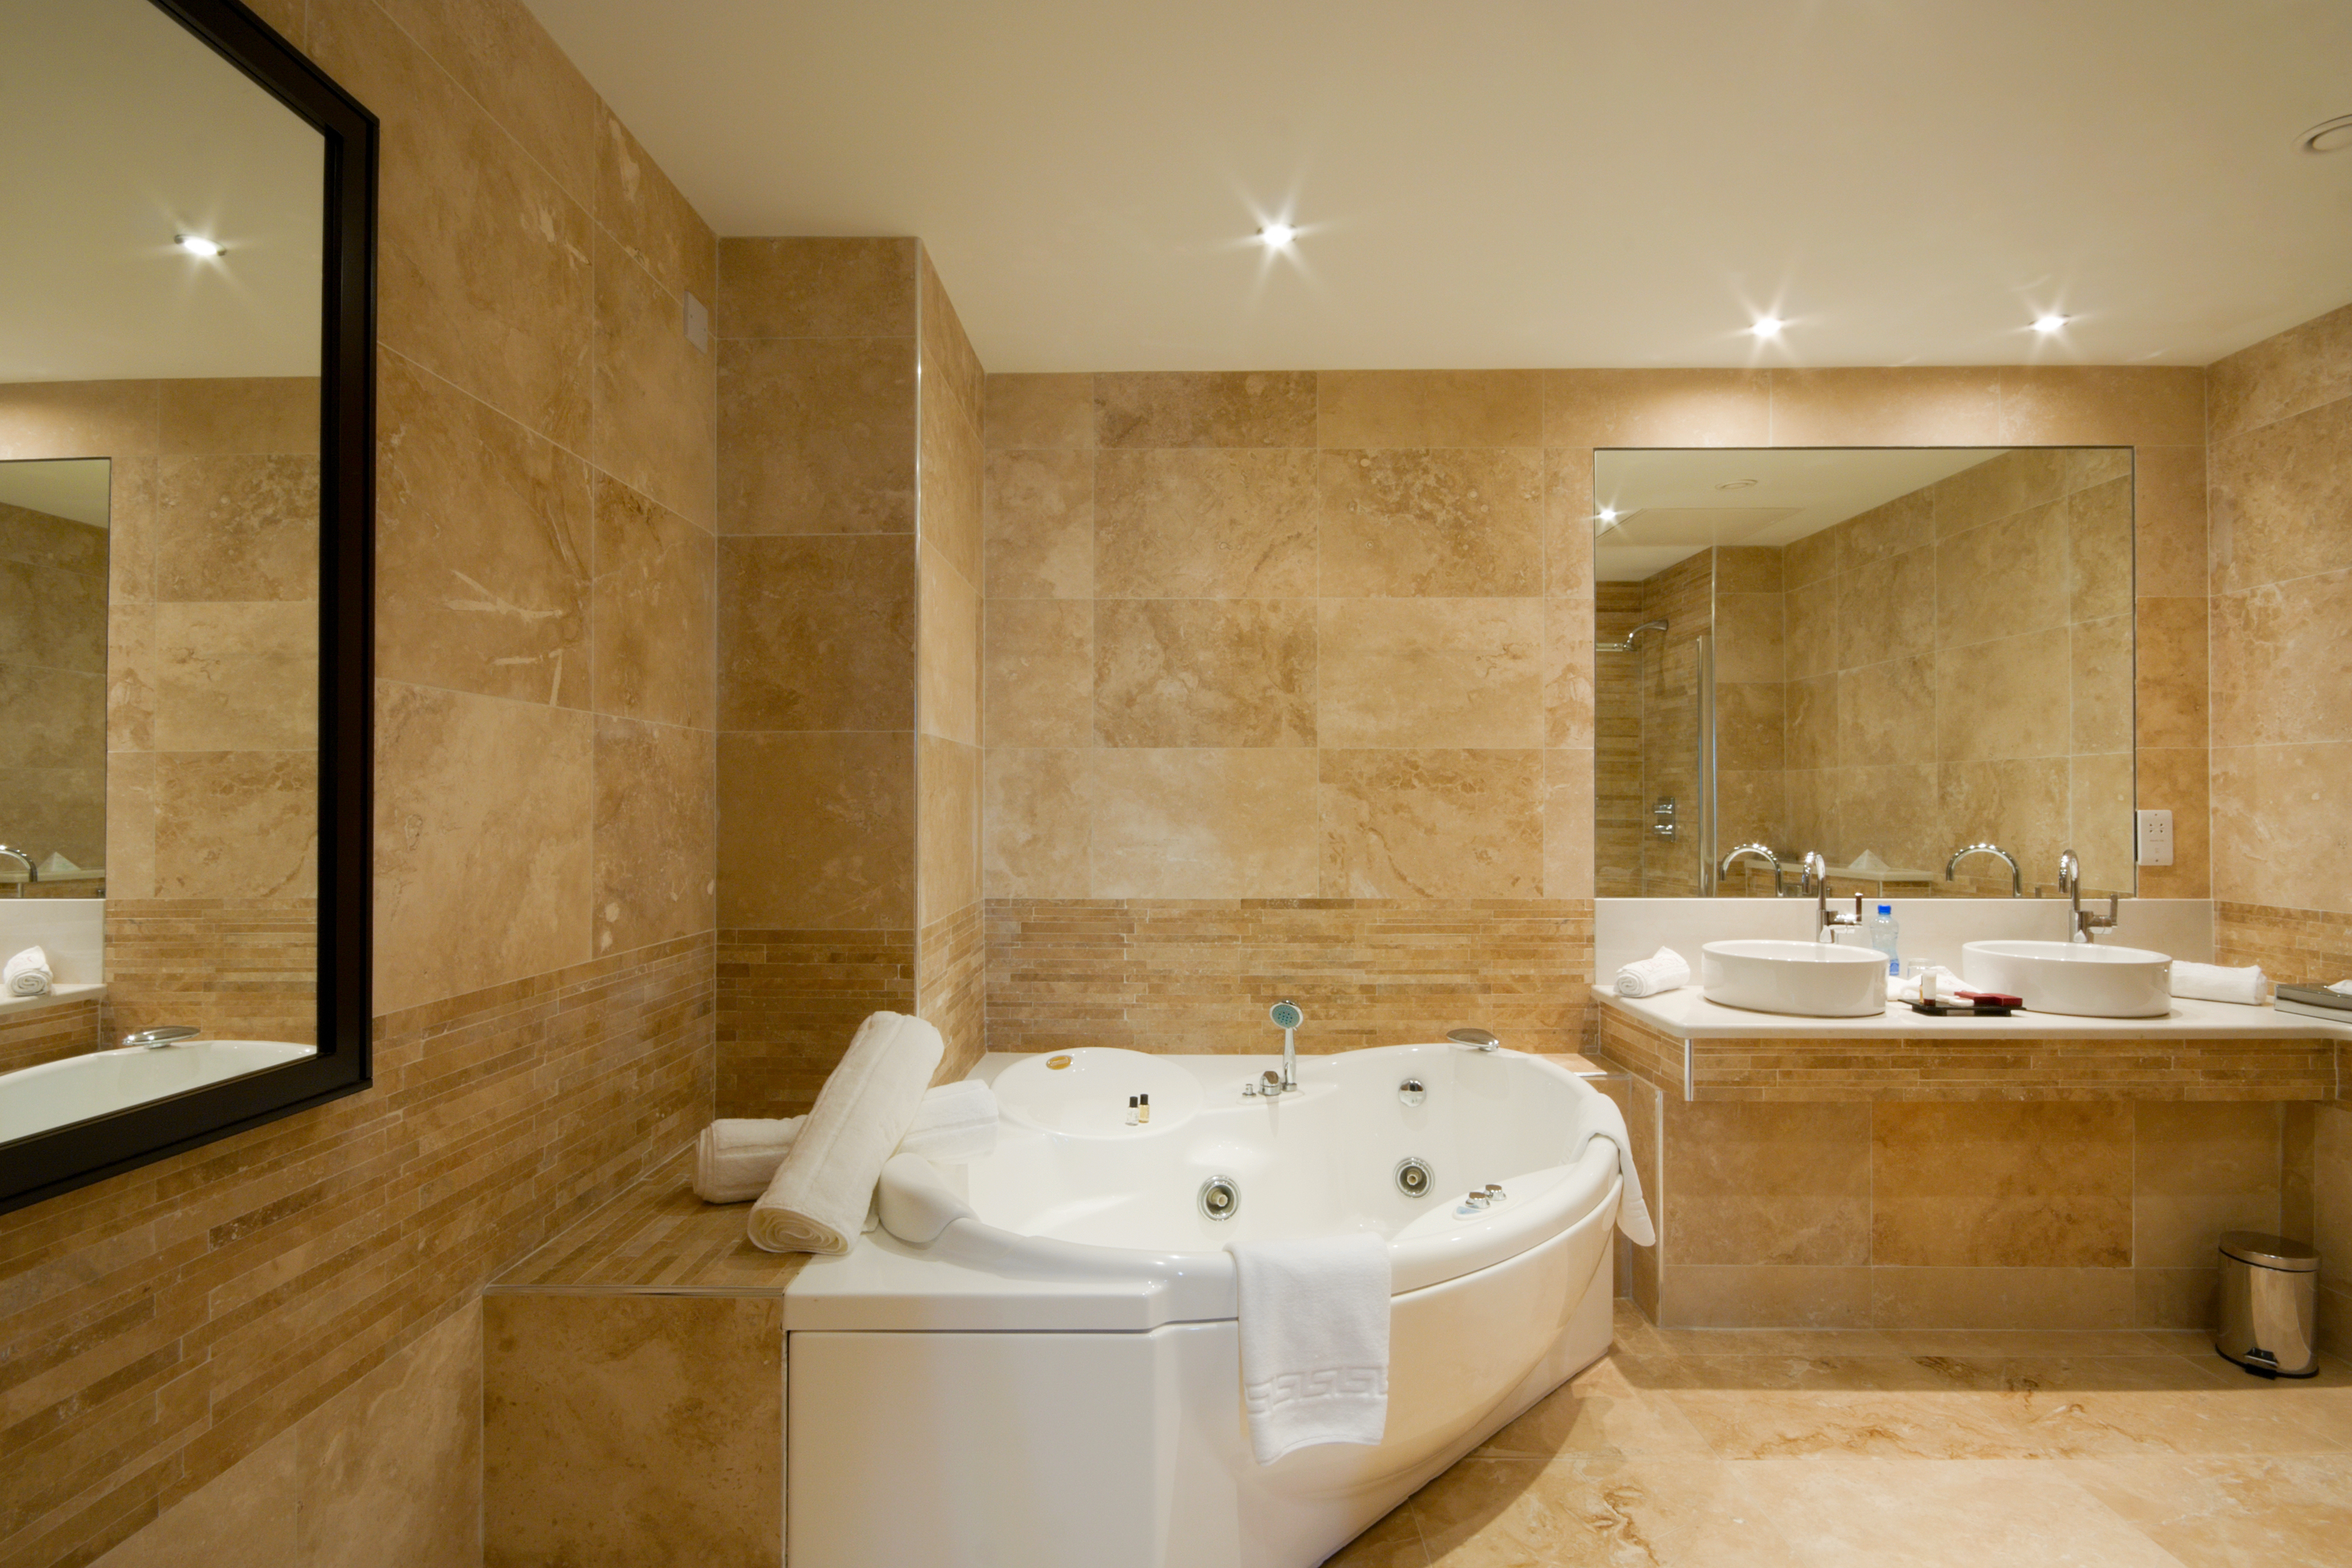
[1397,1077,1425,1106]
[1463,1190,1491,1211]
[1485,1183,1506,1201]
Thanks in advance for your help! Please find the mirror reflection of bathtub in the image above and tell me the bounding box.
[0,1038,316,1142]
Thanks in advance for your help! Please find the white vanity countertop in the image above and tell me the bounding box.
[1592,984,2352,1041]
[0,981,105,1019]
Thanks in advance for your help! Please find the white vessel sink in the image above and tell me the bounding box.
[1962,940,2173,1019]
[1700,940,1888,1018]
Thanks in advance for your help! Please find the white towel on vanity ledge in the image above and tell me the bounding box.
[1574,1090,1656,1247]
[695,1079,999,1203]
[4,946,51,998]
[2171,961,2268,1006]
[1229,1232,1391,1465]
[747,1011,944,1254]
[1886,966,1965,1004]
[1614,947,1689,998]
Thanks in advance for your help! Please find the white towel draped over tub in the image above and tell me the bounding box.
[748,1012,944,1254]
[1575,1088,1656,1246]
[696,1079,999,1203]
[1228,1232,1392,1465]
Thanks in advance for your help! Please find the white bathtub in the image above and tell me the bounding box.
[785,1044,1625,1568]
[0,1039,316,1141]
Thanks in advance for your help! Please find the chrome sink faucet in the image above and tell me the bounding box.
[0,845,38,885]
[1800,851,1862,943]
[1720,843,1782,895]
[2058,850,2118,944]
[1945,842,2021,897]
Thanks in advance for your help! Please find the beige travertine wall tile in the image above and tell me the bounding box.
[1767,368,2004,446]
[0,378,158,459]
[2131,445,2209,598]
[1089,748,1319,898]
[1544,599,1596,750]
[920,255,985,585]
[2132,1102,2283,1270]
[1835,546,1934,669]
[1316,370,1541,448]
[1318,448,1543,596]
[1832,763,1941,873]
[1783,524,1842,593]
[1094,598,1313,748]
[594,716,716,954]
[1939,757,2070,880]
[1872,1102,2133,1269]
[983,600,1092,748]
[596,107,717,302]
[156,378,319,457]
[1835,658,1930,769]
[106,455,157,604]
[148,602,318,752]
[1715,545,1785,593]
[1317,598,1542,748]
[1319,748,1543,898]
[485,1295,779,1568]
[1782,589,1837,681]
[716,730,914,928]
[369,0,598,205]
[154,453,322,604]
[984,373,1094,450]
[594,232,716,529]
[592,478,714,730]
[1714,592,1784,685]
[1542,369,1770,448]
[917,543,980,745]
[1094,449,1316,598]
[310,0,592,448]
[1543,748,1595,898]
[1541,447,1596,600]
[0,501,108,575]
[2070,613,2133,755]
[0,560,105,674]
[2132,746,2209,899]
[717,535,914,732]
[376,351,589,707]
[297,1301,483,1568]
[717,336,916,535]
[714,236,917,339]
[2207,299,2352,444]
[2068,477,2136,624]
[2209,394,2352,594]
[1658,1265,1874,1329]
[155,750,316,900]
[92,1425,300,1568]
[1786,674,1837,773]
[1869,1266,2135,1331]
[2210,570,2352,747]
[2071,752,2136,891]
[2211,742,2352,909]
[982,748,1089,898]
[983,449,1092,600]
[374,681,591,1011]
[1665,1102,1870,1266]
[1936,503,2069,648]
[1936,628,2071,760]
[1842,490,1932,570]
[918,734,981,920]
[1094,371,1315,448]
[1714,681,1784,771]
[2000,367,2206,447]
[2133,597,2206,750]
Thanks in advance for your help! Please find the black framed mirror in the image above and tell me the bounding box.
[0,0,374,1213]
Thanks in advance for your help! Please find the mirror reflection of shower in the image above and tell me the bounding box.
[1598,619,1668,654]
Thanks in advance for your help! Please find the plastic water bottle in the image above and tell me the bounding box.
[1866,903,1902,977]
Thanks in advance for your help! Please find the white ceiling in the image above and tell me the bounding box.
[0,459,112,529]
[0,0,322,383]
[523,0,2352,371]
[1592,448,2008,580]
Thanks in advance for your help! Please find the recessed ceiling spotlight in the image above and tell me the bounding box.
[2300,113,2352,154]
[1748,315,1784,339]
[175,232,224,258]
[1256,221,1298,250]
[1596,506,1619,524]
[2032,313,2071,334]
[1714,478,1758,491]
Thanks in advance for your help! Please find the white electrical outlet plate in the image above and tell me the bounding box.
[684,290,710,352]
[2136,808,2174,866]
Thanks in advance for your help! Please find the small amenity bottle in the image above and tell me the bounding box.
[1867,903,1901,977]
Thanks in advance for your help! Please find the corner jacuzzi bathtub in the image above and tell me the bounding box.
[786,1044,1625,1568]
[0,1040,316,1141]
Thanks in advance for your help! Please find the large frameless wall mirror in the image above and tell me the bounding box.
[0,0,374,1213]
[1592,447,2135,902]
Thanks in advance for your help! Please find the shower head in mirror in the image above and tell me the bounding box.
[1598,619,1668,653]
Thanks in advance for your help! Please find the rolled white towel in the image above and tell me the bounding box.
[748,1012,944,1254]
[2172,961,2267,1006]
[4,946,51,998]
[693,1079,1000,1203]
[1886,965,1965,1004]
[1614,947,1690,998]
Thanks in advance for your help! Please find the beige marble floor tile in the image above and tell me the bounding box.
[1473,1365,1718,1459]
[2004,1384,2352,1458]
[2059,1453,2352,1567]
[1413,1455,1802,1567]
[1327,1501,1432,1567]
[1742,1458,2182,1566]
[1642,1326,1902,1359]
[1664,1389,2050,1460]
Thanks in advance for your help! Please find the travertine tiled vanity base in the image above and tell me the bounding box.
[484,1151,802,1568]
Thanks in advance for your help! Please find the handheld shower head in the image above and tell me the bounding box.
[1268,1000,1302,1030]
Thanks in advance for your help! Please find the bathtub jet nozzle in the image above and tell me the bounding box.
[1267,1000,1304,1093]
